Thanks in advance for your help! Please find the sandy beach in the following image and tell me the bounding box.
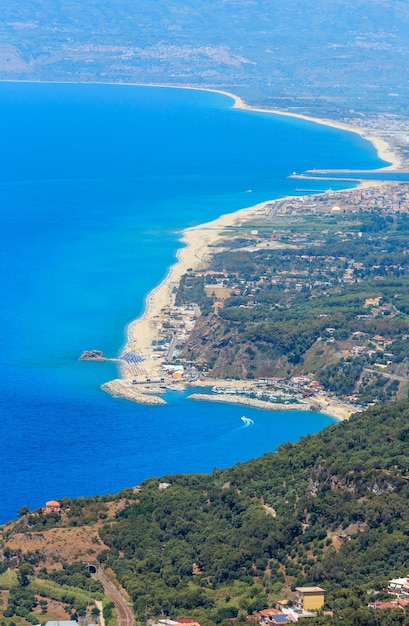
[142,84,403,171]
[117,199,268,381]
[108,207,360,418]
[221,90,403,171]
[11,79,403,170]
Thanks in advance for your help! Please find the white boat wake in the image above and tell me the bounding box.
[241,416,254,427]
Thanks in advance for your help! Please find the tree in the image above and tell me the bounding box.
[17,506,29,518]
[17,563,34,587]
[39,599,48,614]
[91,606,100,621]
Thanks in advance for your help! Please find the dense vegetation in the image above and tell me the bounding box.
[4,402,409,623]
[4,196,409,625]
[94,401,409,624]
[179,200,409,403]
[0,562,104,625]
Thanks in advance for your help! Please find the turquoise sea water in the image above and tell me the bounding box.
[0,83,385,522]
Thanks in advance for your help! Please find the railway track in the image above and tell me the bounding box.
[94,569,135,626]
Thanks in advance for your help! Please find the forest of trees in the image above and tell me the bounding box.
[94,401,409,624]
[4,402,409,624]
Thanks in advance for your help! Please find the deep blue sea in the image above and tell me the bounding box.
[0,83,386,523]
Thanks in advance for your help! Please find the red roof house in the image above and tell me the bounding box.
[43,500,61,514]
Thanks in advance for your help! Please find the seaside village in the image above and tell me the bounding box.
[97,182,409,419]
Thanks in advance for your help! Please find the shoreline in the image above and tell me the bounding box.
[105,184,369,421]
[5,79,374,418]
[219,90,402,171]
[113,199,269,382]
[41,80,397,417]
[187,393,354,422]
[2,79,403,170]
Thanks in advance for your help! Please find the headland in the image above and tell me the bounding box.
[102,91,409,418]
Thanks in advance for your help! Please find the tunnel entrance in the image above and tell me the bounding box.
[86,562,99,574]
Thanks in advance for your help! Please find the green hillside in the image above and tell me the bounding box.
[97,401,409,623]
[4,401,409,624]
[178,189,409,401]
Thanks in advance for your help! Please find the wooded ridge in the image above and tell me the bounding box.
[3,400,409,625]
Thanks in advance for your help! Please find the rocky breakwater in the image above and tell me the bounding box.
[101,379,167,405]
[79,349,108,361]
[188,393,311,411]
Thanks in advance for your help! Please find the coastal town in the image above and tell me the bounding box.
[100,178,409,421]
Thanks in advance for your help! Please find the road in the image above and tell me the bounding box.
[364,368,409,382]
[94,569,135,626]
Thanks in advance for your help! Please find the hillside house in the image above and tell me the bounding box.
[388,577,409,593]
[258,608,294,624]
[294,587,325,611]
[42,500,61,514]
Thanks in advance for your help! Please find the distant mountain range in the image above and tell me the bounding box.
[1,0,409,116]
